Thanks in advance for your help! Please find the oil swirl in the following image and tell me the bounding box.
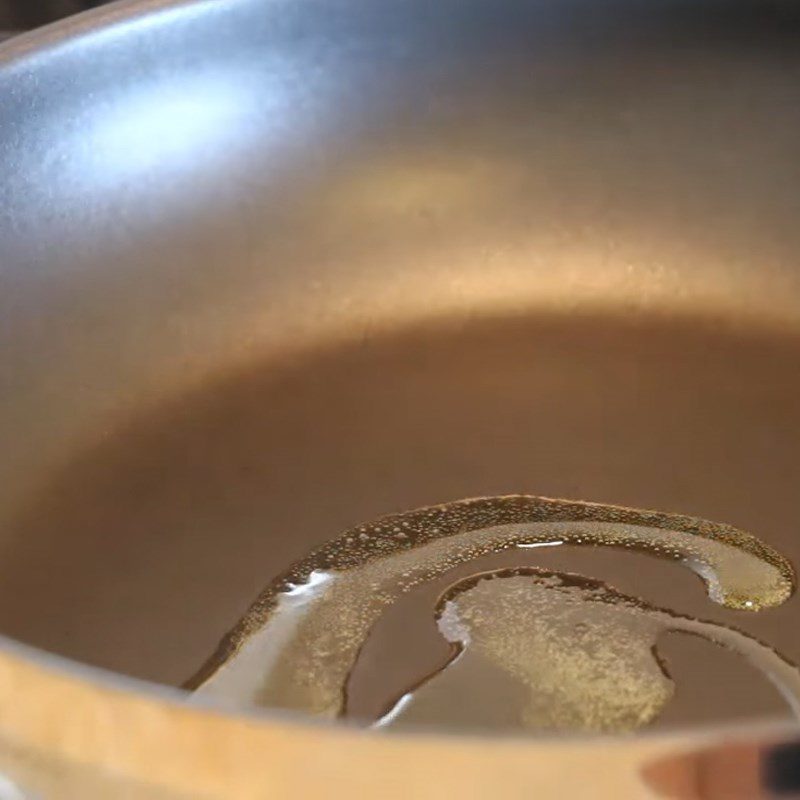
[187,495,795,726]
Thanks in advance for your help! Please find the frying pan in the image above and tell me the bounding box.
[2,0,800,795]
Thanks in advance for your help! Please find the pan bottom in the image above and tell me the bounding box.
[0,309,798,728]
